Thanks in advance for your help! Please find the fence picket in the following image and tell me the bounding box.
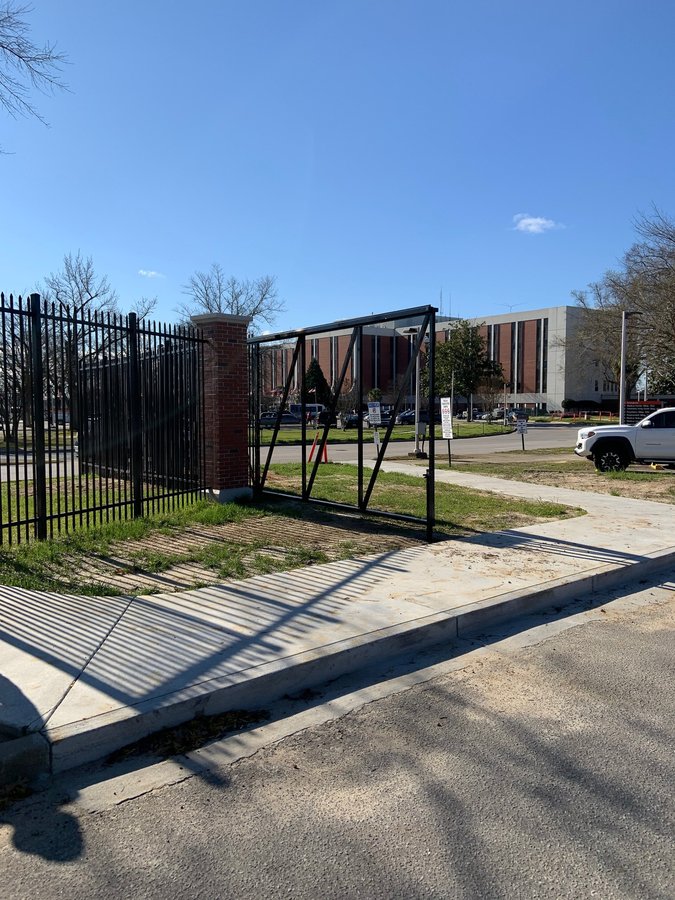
[0,294,205,542]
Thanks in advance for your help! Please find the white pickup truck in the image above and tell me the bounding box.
[575,407,675,471]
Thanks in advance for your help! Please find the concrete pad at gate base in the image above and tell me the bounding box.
[1,467,674,785]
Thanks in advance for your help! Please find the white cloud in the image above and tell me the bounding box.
[138,269,165,278]
[512,213,563,234]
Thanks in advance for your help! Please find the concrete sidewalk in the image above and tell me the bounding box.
[1,465,674,786]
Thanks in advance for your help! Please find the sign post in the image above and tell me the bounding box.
[516,414,527,451]
[368,401,382,452]
[367,401,381,426]
[441,396,453,467]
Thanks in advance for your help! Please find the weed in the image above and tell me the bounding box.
[105,709,269,763]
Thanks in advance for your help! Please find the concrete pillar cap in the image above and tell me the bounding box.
[191,313,251,326]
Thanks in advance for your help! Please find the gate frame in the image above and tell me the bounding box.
[249,305,436,541]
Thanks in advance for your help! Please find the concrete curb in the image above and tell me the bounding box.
[5,546,675,789]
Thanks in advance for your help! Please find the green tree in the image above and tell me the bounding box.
[433,321,502,418]
[368,387,382,402]
[304,357,331,406]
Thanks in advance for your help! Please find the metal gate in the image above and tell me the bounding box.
[248,305,436,540]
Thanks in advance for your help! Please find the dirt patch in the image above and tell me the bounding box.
[449,453,675,504]
[73,510,424,595]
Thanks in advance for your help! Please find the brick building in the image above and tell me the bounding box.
[260,305,612,413]
[467,305,612,412]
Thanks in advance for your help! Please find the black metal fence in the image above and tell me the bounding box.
[0,292,205,544]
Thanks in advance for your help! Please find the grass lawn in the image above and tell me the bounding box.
[0,475,202,545]
[530,415,619,425]
[261,421,511,445]
[265,462,579,532]
[0,464,580,596]
[0,427,76,453]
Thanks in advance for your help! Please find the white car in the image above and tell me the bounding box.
[574,407,675,471]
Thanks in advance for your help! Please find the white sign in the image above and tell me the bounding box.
[367,401,381,425]
[516,417,528,434]
[440,397,453,439]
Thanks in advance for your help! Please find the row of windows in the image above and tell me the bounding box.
[488,318,548,394]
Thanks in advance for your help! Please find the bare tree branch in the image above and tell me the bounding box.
[0,2,67,128]
[178,263,285,332]
[572,208,675,397]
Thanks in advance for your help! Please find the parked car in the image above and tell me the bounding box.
[364,411,392,427]
[317,409,337,426]
[339,413,361,429]
[507,409,530,424]
[394,409,440,426]
[259,412,301,429]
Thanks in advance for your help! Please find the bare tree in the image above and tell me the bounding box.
[475,371,504,416]
[178,263,284,332]
[571,280,642,398]
[615,208,675,362]
[0,2,67,141]
[39,251,156,321]
[572,208,675,399]
[37,253,156,431]
[42,252,117,315]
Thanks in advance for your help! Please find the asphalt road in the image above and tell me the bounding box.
[2,577,673,898]
[269,423,578,463]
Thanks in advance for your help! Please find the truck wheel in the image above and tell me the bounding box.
[594,445,628,472]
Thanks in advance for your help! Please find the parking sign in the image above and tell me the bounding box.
[440,397,453,439]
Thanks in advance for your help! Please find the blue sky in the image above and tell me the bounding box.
[2,1,674,331]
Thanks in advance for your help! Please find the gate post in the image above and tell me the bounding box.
[191,313,251,502]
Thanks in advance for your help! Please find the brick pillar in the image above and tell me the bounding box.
[191,313,251,502]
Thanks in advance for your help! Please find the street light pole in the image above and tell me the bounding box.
[619,311,628,425]
[619,311,640,425]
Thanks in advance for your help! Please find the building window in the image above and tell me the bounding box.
[373,335,379,388]
[541,319,548,393]
[594,380,598,392]
[517,321,525,393]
